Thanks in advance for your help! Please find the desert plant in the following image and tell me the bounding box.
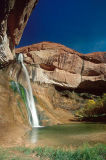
[75,94,106,119]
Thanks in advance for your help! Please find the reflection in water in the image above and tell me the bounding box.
[28,128,38,143]
[26,123,106,147]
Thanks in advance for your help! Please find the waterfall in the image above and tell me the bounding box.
[17,53,39,127]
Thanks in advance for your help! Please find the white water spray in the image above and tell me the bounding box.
[18,53,39,127]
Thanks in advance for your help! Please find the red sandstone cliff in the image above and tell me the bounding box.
[0,0,38,62]
[15,42,106,94]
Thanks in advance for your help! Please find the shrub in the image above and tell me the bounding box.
[75,94,106,118]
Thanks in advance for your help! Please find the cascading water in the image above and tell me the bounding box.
[17,53,39,127]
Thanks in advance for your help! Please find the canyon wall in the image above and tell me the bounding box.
[16,41,106,95]
[3,41,105,126]
[0,41,105,127]
[0,0,38,63]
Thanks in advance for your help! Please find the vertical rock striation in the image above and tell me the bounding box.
[0,0,38,63]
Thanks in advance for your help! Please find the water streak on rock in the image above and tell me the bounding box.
[18,53,39,127]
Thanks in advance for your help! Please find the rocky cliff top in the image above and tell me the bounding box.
[15,42,106,95]
[16,41,106,64]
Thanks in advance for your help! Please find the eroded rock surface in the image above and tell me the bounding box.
[0,41,105,140]
[0,70,29,146]
[0,0,38,63]
[16,42,106,95]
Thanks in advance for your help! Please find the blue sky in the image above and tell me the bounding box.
[18,0,106,53]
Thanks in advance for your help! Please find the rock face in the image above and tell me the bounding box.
[0,0,38,63]
[0,70,29,146]
[16,41,106,95]
[0,41,105,133]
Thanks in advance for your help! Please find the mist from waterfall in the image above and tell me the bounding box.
[17,53,39,127]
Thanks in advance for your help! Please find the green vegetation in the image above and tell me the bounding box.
[10,80,37,105]
[0,147,34,160]
[0,144,105,160]
[75,94,106,119]
[10,80,27,105]
[10,80,29,119]
[60,90,106,120]
[17,100,26,120]
[35,144,106,160]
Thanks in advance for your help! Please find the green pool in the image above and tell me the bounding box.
[25,123,106,148]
